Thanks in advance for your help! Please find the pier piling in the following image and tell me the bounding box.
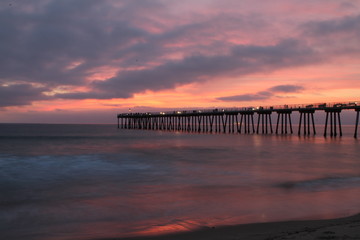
[298,109,316,135]
[276,110,293,134]
[355,109,360,138]
[257,111,272,134]
[239,112,255,134]
[324,109,342,137]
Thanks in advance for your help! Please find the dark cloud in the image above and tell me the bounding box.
[300,14,360,56]
[0,0,163,108]
[56,39,319,99]
[0,0,356,109]
[217,84,304,102]
[0,84,48,107]
[217,91,273,102]
[302,14,360,36]
[268,84,304,93]
[0,0,150,87]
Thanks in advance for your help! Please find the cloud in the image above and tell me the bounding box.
[0,84,48,107]
[0,0,150,87]
[339,2,358,11]
[0,0,161,108]
[268,84,304,93]
[217,84,304,102]
[300,14,360,56]
[0,0,357,110]
[301,14,360,36]
[56,39,319,99]
[217,91,273,102]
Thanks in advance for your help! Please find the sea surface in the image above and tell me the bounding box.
[0,124,359,240]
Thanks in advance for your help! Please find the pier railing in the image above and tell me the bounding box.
[118,101,359,117]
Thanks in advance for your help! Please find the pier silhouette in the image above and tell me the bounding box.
[117,101,360,138]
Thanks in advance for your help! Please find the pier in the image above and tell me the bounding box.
[117,101,360,138]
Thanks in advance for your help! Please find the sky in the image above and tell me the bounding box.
[0,0,360,123]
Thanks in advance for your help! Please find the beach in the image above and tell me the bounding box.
[117,214,360,240]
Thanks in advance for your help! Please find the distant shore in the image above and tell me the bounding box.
[111,214,360,240]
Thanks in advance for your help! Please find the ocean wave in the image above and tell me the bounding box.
[277,176,360,191]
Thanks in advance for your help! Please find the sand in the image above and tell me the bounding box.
[113,214,360,240]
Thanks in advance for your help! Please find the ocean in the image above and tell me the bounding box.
[0,124,359,240]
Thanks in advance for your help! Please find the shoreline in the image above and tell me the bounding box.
[107,214,360,240]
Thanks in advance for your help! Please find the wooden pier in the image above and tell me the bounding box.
[117,101,360,138]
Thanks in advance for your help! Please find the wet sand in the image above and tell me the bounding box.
[111,214,360,240]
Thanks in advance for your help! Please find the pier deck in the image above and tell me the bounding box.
[117,101,360,138]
